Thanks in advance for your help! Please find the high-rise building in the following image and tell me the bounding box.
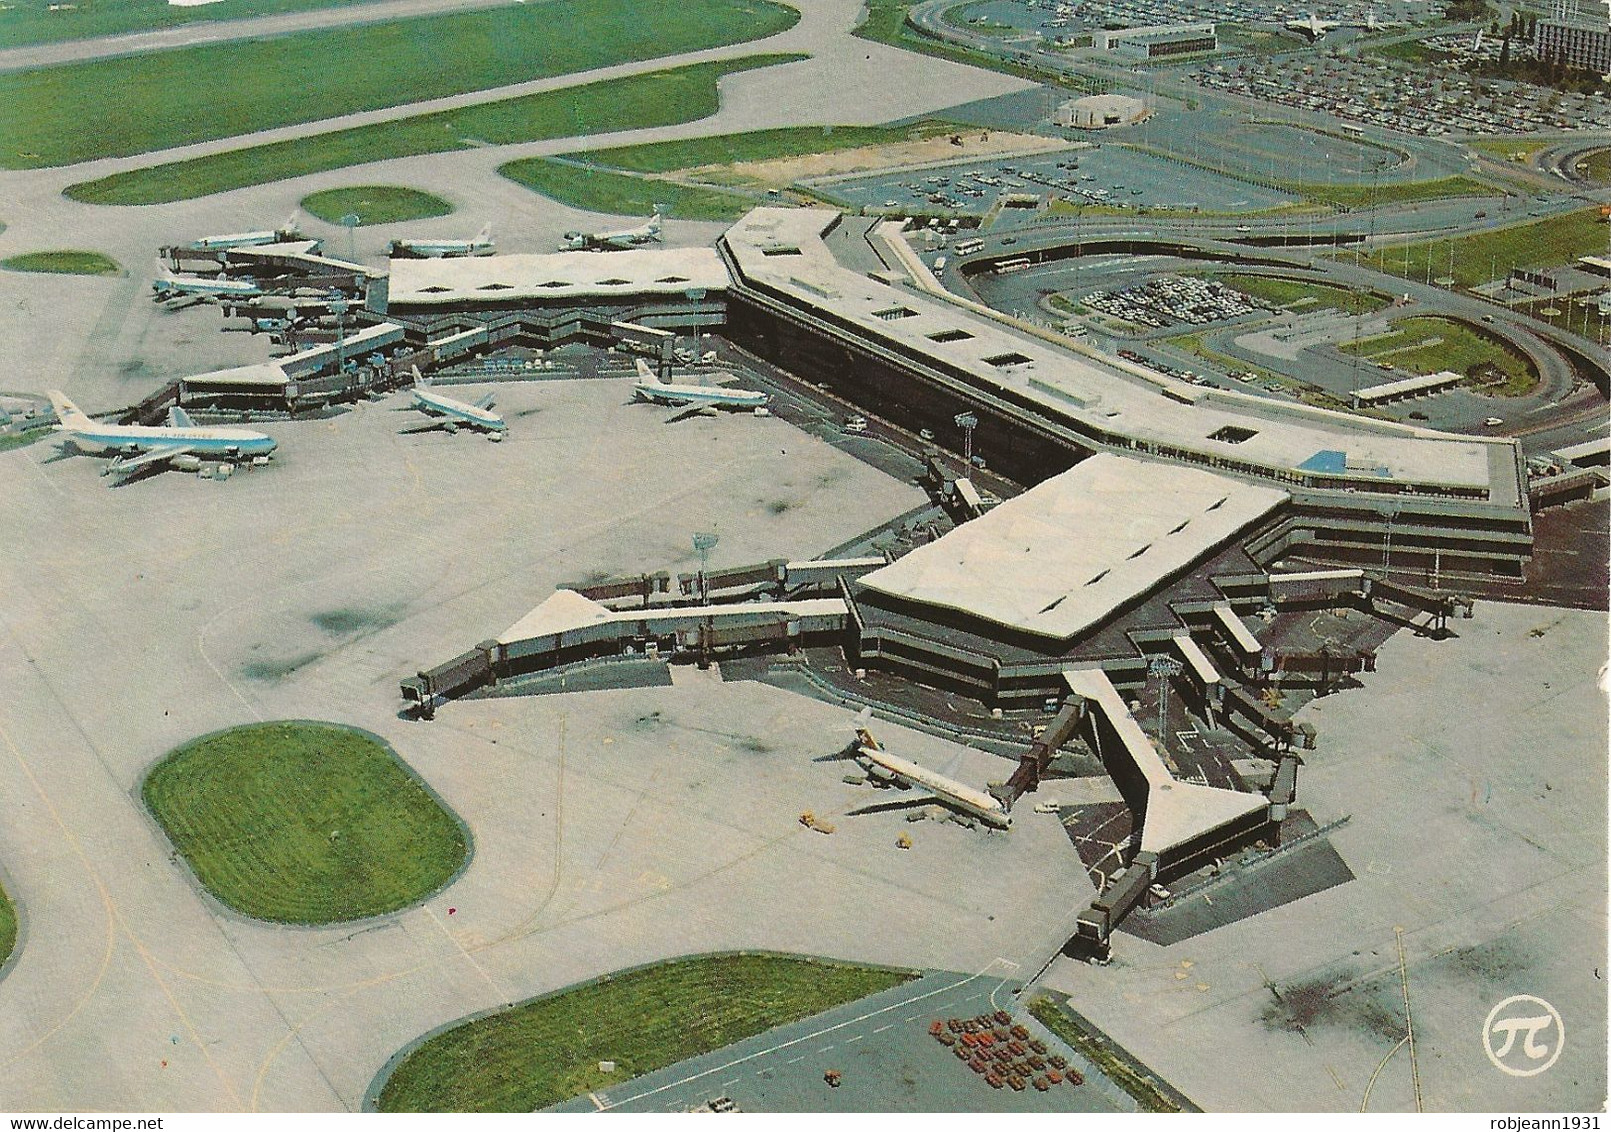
[1536,0,1611,71]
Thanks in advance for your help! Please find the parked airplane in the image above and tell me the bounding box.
[632,358,766,420]
[389,224,494,259]
[1285,12,1339,37]
[403,367,506,438]
[562,210,662,251]
[152,270,264,303]
[841,709,1011,829]
[190,212,303,251]
[47,392,277,481]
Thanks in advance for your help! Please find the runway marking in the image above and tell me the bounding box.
[873,1024,892,1034]
[424,905,504,999]
[0,714,243,1109]
[588,1091,605,1110]
[846,1034,864,1044]
[786,1056,804,1064]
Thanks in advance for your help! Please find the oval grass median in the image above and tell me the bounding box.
[0,880,16,971]
[142,721,467,924]
[1,250,121,275]
[375,953,917,1112]
[301,186,453,226]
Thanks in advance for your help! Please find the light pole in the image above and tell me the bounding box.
[686,287,707,365]
[693,532,718,605]
[955,411,979,466]
[1149,655,1183,754]
[1378,502,1400,574]
[329,292,349,376]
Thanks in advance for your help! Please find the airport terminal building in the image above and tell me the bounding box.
[716,208,1532,582]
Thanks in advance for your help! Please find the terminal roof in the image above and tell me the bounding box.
[390,248,727,306]
[720,208,1521,505]
[859,454,1287,642]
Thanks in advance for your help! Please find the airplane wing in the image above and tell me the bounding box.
[473,393,496,410]
[104,444,192,478]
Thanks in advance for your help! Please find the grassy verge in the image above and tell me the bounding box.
[1,0,798,168]
[142,721,467,924]
[1360,208,1608,290]
[498,160,755,220]
[301,186,453,226]
[1166,332,1367,414]
[1338,315,1537,394]
[1297,175,1492,209]
[377,953,916,1112]
[1217,272,1388,315]
[854,0,1099,93]
[1576,148,1611,187]
[0,880,14,969]
[64,55,802,205]
[0,425,54,454]
[1364,39,1445,64]
[1027,994,1183,1112]
[0,0,370,51]
[1,250,121,275]
[561,121,961,175]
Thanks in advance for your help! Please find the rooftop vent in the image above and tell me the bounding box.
[597,278,631,286]
[872,305,918,321]
[928,329,974,343]
[1209,425,1258,444]
[761,246,802,257]
[982,351,1033,369]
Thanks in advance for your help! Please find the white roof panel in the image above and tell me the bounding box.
[860,454,1287,641]
[390,248,727,305]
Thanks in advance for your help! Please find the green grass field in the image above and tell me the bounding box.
[64,55,802,205]
[1,250,121,275]
[498,159,755,220]
[1364,208,1608,290]
[1338,315,1537,394]
[0,880,15,970]
[377,953,916,1112]
[1027,995,1181,1112]
[1,0,798,168]
[1576,148,1611,187]
[562,122,959,175]
[1298,175,1491,208]
[142,721,467,924]
[0,0,370,50]
[1218,272,1388,315]
[301,186,453,226]
[0,425,54,454]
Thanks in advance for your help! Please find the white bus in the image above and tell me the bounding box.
[954,238,985,256]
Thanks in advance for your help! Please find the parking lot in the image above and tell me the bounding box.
[815,144,1298,219]
[1079,273,1274,329]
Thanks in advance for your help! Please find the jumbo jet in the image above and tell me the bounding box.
[190,212,303,251]
[562,211,662,251]
[839,709,1012,829]
[1286,12,1340,37]
[48,391,277,481]
[390,224,494,259]
[402,367,506,438]
[632,357,766,420]
[152,270,264,303]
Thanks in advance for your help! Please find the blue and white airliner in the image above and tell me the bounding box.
[390,224,494,259]
[404,367,506,439]
[190,212,303,251]
[48,391,277,481]
[152,270,265,303]
[632,357,767,421]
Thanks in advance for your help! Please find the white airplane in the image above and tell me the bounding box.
[403,367,506,438]
[632,357,766,420]
[1286,12,1339,37]
[562,211,662,251]
[843,710,1011,829]
[190,212,303,251]
[390,224,494,259]
[152,270,264,303]
[47,391,277,481]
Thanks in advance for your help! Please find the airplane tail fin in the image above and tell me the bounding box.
[475,223,492,245]
[648,208,663,235]
[412,364,430,390]
[634,357,664,384]
[282,210,299,234]
[48,391,92,429]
